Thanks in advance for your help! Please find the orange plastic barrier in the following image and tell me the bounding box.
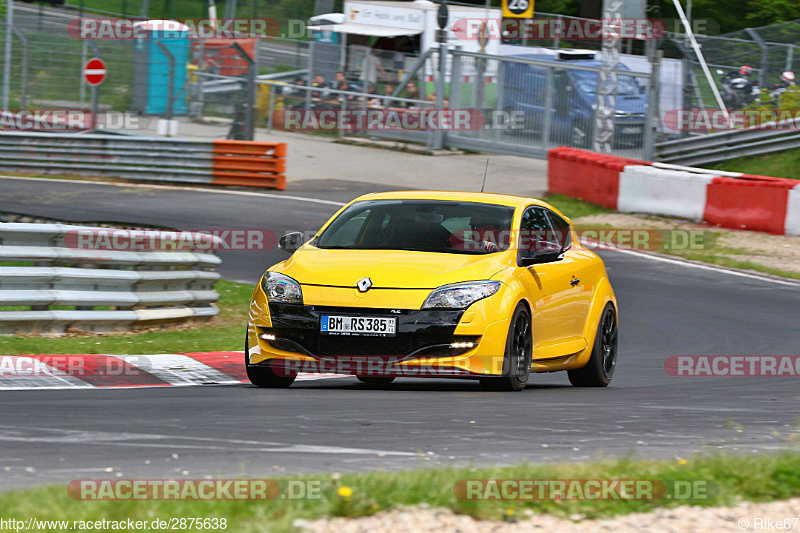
[211,140,287,189]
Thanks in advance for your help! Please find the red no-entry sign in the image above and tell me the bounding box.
[83,58,107,86]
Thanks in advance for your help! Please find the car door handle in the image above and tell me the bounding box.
[570,278,580,286]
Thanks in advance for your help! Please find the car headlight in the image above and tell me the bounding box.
[421,281,501,310]
[260,272,303,304]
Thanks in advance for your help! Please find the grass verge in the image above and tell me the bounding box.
[0,280,252,355]
[1,452,799,532]
[706,148,800,180]
[543,194,611,219]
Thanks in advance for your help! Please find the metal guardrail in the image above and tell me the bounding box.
[0,132,287,189]
[0,223,222,334]
[655,117,800,166]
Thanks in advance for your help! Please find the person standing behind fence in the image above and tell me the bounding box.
[382,83,396,108]
[361,50,389,85]
[402,82,421,109]
[284,78,307,110]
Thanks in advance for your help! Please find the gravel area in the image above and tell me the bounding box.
[295,497,800,532]
[572,212,800,275]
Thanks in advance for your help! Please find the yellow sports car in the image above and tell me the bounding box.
[246,191,617,391]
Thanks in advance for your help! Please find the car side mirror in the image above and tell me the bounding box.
[518,249,563,267]
[278,231,306,253]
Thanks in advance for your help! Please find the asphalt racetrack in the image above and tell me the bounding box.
[1,177,799,489]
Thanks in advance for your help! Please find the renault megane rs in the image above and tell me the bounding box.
[245,191,617,391]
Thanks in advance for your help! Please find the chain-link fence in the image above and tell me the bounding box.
[257,46,652,160]
[2,2,663,156]
[0,20,134,112]
[445,50,651,159]
[669,19,800,112]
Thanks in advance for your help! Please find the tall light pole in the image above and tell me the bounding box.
[2,0,14,110]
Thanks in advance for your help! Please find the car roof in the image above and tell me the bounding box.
[509,54,629,70]
[349,190,551,209]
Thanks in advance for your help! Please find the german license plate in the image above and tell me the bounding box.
[320,315,396,337]
[622,127,642,134]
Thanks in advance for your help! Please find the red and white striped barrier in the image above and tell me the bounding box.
[0,352,347,390]
[548,147,800,235]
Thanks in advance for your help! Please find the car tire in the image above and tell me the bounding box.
[568,303,617,387]
[244,331,296,388]
[479,303,532,392]
[356,376,396,385]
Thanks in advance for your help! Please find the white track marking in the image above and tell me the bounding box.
[114,354,241,386]
[0,175,346,206]
[0,427,415,456]
[601,246,800,287]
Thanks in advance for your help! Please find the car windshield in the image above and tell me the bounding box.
[571,71,643,96]
[315,200,515,254]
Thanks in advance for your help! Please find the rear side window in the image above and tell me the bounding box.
[545,210,572,251]
[519,207,561,254]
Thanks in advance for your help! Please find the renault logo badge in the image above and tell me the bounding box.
[356,277,373,292]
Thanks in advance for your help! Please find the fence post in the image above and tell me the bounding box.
[542,66,554,147]
[2,0,14,110]
[229,41,256,140]
[432,44,447,150]
[11,26,27,110]
[266,83,274,133]
[80,40,88,105]
[449,48,462,109]
[339,88,346,140]
[644,50,661,162]
[306,38,315,111]
[745,28,768,90]
[493,59,505,143]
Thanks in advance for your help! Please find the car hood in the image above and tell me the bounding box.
[273,247,511,289]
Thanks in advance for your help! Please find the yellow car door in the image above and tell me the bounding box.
[517,206,589,360]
